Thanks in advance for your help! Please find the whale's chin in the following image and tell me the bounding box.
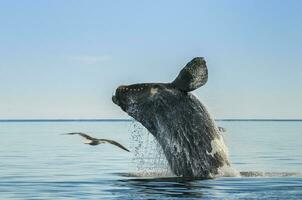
[112,95,119,106]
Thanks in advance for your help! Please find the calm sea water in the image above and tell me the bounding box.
[0,120,301,199]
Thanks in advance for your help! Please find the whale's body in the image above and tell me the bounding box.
[113,57,231,178]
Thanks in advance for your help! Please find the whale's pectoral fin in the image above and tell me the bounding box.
[218,127,227,132]
[172,57,208,92]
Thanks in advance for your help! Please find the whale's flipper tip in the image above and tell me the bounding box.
[172,57,208,92]
[218,127,227,132]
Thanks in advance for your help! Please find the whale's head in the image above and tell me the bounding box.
[112,57,230,178]
[112,57,208,128]
[113,83,167,120]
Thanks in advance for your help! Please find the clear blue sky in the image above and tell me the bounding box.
[0,0,301,119]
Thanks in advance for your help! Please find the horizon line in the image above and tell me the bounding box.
[0,118,302,122]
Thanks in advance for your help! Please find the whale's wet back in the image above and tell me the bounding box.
[113,57,231,178]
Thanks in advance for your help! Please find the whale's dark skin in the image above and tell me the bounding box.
[112,57,230,178]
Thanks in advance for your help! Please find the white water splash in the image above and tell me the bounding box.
[239,171,301,177]
[217,165,241,177]
[128,121,173,177]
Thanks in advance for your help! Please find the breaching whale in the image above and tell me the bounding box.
[112,57,231,178]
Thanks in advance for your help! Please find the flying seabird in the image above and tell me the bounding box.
[65,132,130,152]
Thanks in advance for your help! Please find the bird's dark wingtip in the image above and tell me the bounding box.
[61,133,73,135]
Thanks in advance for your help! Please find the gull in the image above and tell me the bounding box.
[64,132,130,152]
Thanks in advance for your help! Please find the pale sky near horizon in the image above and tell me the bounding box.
[0,0,301,119]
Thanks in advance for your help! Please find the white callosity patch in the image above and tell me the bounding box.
[149,88,158,97]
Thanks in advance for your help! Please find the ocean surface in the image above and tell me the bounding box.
[0,120,301,199]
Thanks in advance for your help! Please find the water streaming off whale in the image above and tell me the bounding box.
[128,121,172,177]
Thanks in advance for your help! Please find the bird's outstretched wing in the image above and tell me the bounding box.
[64,132,130,152]
[65,132,96,140]
[98,139,130,152]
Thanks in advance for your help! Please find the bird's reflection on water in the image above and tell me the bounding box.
[108,176,212,199]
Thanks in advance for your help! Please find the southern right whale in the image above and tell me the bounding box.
[112,57,231,178]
